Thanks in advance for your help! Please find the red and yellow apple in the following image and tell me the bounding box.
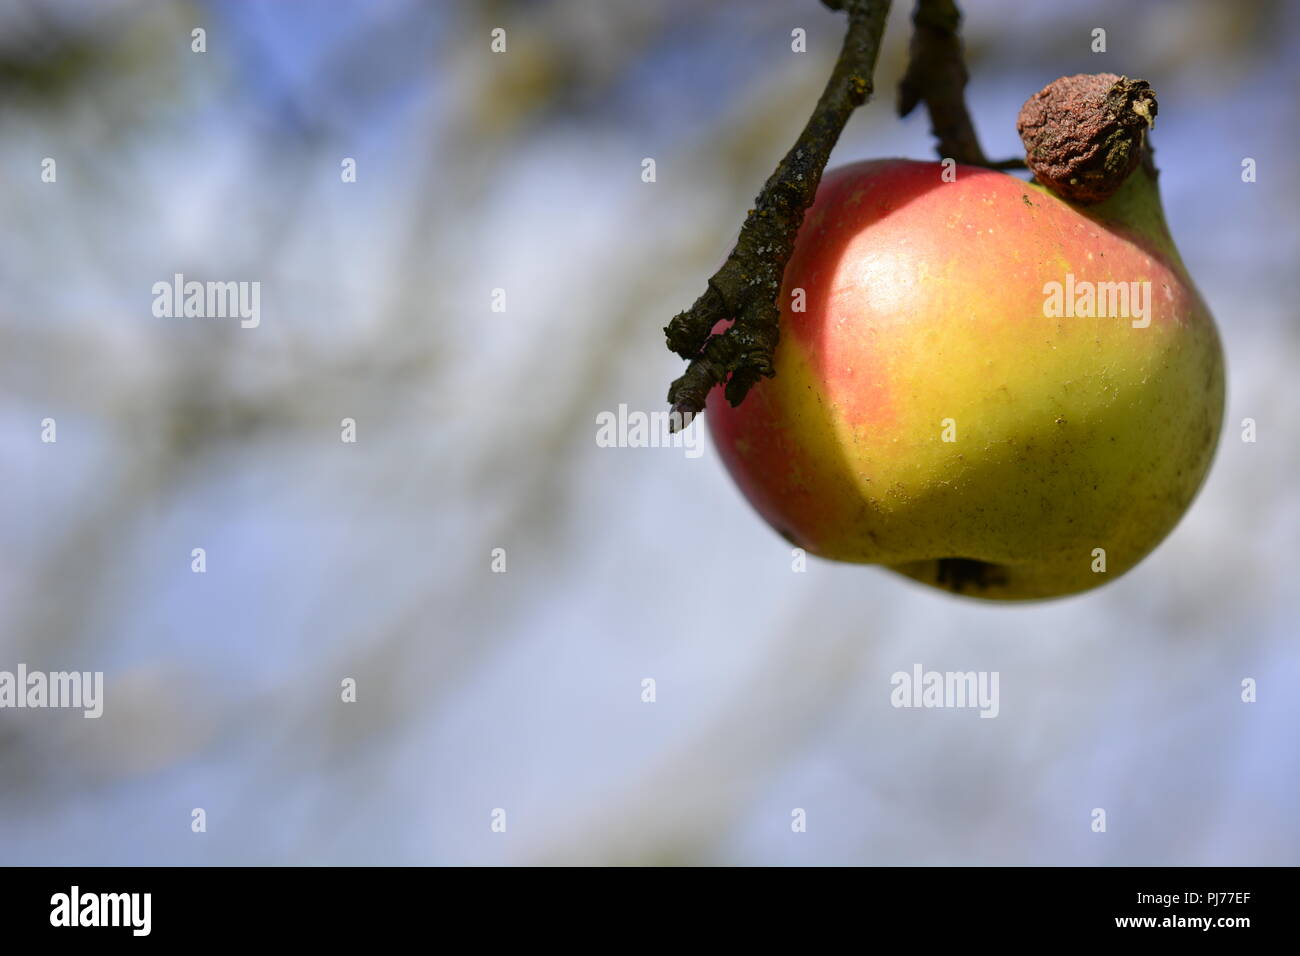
[706,158,1224,600]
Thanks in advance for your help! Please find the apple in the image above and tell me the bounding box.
[705,156,1224,600]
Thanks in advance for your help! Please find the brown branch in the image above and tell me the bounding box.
[897,0,1024,169]
[663,0,891,426]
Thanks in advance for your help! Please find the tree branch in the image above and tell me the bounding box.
[663,0,891,426]
[897,0,1024,169]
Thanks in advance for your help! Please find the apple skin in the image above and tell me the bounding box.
[706,159,1224,600]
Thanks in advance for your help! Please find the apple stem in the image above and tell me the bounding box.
[897,0,1026,170]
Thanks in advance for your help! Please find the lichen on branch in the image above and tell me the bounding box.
[663,0,891,426]
[663,0,1012,425]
